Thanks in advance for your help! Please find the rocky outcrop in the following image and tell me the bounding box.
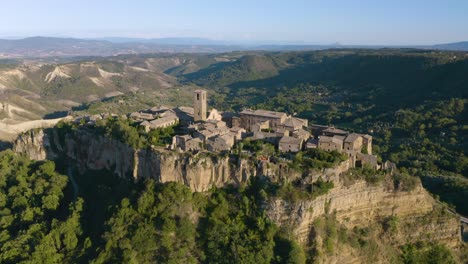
[266,180,461,248]
[14,129,51,160]
[135,150,257,192]
[13,128,350,192]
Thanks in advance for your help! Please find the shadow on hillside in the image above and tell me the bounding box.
[43,110,70,119]
[39,127,139,252]
[216,53,468,110]
[0,140,12,151]
[421,175,468,216]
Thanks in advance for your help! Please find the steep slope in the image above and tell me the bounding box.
[184,54,286,86]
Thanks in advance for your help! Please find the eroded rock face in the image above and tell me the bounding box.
[13,129,50,160]
[13,128,352,192]
[266,180,460,248]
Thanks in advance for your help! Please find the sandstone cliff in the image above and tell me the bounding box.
[266,179,461,263]
[14,128,349,192]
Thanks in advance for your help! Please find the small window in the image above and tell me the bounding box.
[197,94,200,100]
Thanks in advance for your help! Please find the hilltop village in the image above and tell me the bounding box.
[77,89,379,169]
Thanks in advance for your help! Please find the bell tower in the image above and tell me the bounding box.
[193,89,207,122]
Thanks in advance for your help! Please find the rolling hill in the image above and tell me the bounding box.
[2,37,468,59]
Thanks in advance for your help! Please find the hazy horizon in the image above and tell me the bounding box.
[0,0,467,45]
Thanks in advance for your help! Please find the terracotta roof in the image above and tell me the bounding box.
[148,115,178,127]
[319,135,344,144]
[140,120,150,126]
[150,105,170,113]
[344,133,361,143]
[361,134,372,140]
[323,127,349,135]
[178,135,192,140]
[284,117,306,128]
[293,128,311,137]
[187,137,202,144]
[175,106,194,115]
[279,136,302,145]
[240,109,286,119]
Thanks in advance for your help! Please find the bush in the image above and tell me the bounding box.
[401,242,456,264]
[291,149,347,171]
[393,173,418,191]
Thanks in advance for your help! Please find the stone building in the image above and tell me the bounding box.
[229,127,247,142]
[185,137,203,151]
[281,117,308,132]
[306,138,319,149]
[130,112,154,121]
[292,128,311,143]
[193,89,207,122]
[343,133,363,153]
[322,127,349,137]
[206,134,235,152]
[318,135,345,152]
[279,136,303,152]
[316,129,376,169]
[361,134,372,154]
[174,106,194,126]
[240,109,287,131]
[252,129,289,146]
[356,152,380,169]
[173,135,203,151]
[140,114,179,132]
[251,120,270,132]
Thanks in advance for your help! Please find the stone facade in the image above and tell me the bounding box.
[240,109,287,131]
[318,135,344,152]
[279,136,303,152]
[193,89,207,122]
[140,114,179,132]
[207,134,235,152]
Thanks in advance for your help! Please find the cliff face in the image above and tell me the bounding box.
[267,181,459,245]
[266,180,461,263]
[13,128,462,261]
[13,129,349,192]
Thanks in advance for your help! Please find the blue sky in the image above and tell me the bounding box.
[0,0,467,44]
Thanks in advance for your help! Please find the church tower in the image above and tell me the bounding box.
[193,89,207,121]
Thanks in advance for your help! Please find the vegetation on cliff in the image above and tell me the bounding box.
[56,117,176,149]
[0,150,463,263]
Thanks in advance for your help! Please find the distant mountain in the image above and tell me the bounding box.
[91,37,229,45]
[1,36,468,58]
[432,41,468,51]
[0,36,110,50]
[0,37,238,58]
